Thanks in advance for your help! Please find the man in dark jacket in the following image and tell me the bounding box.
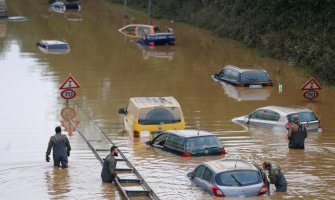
[46,126,71,168]
[101,146,119,183]
[287,115,307,149]
[263,161,287,192]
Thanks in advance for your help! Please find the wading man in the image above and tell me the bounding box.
[46,126,71,168]
[263,161,287,192]
[287,115,307,149]
[101,146,119,183]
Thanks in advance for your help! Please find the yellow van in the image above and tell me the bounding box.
[118,96,185,140]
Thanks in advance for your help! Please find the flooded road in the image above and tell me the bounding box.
[1,0,335,199]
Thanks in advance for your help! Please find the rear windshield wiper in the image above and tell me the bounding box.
[204,145,218,149]
[231,174,242,186]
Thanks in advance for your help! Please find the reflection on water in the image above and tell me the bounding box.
[136,44,175,60]
[1,0,335,199]
[45,168,70,198]
[214,79,273,101]
[0,22,7,38]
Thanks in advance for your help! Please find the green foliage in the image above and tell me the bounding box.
[107,0,335,84]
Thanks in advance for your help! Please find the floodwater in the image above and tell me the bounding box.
[1,0,335,199]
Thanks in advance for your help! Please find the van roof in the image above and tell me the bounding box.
[130,96,181,108]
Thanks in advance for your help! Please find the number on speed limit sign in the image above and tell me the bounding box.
[61,89,77,100]
[303,90,318,100]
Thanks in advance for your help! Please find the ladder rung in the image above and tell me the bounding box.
[115,167,133,172]
[125,189,150,196]
[95,149,110,151]
[118,178,141,183]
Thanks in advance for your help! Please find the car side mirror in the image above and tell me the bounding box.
[187,171,195,179]
[145,141,152,145]
[118,108,127,115]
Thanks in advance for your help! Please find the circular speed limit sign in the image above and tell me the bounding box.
[61,89,76,100]
[303,90,318,100]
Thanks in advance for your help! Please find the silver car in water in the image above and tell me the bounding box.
[187,159,268,197]
[232,105,321,132]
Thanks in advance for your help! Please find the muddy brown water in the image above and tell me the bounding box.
[0,0,335,199]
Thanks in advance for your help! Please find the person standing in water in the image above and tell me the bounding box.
[46,126,71,168]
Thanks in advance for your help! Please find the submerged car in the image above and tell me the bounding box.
[36,40,70,54]
[232,106,321,132]
[187,159,268,197]
[119,24,175,46]
[146,130,226,157]
[212,65,273,87]
[49,1,66,13]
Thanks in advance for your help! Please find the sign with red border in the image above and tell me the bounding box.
[61,89,76,100]
[60,107,77,120]
[300,78,322,90]
[303,90,319,100]
[59,74,81,89]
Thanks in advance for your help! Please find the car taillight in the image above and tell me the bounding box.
[182,152,191,157]
[211,185,225,197]
[258,183,268,196]
[45,44,48,49]
[236,83,245,87]
[134,130,139,137]
[220,148,226,155]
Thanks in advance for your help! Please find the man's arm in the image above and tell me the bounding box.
[108,157,117,175]
[65,136,71,151]
[46,137,53,155]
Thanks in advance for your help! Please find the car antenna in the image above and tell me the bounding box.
[198,130,200,135]
[235,161,237,168]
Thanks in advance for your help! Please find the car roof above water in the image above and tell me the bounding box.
[164,129,214,138]
[204,159,258,173]
[256,105,314,116]
[130,96,181,108]
[222,65,267,73]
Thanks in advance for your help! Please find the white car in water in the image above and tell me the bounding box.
[187,159,268,197]
[232,105,322,132]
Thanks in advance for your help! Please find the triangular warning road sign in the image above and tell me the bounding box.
[300,78,322,90]
[59,74,81,89]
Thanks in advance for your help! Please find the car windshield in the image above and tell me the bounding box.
[186,136,221,152]
[242,71,269,82]
[138,107,182,125]
[215,170,262,187]
[287,112,318,123]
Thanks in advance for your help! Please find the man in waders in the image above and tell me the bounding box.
[263,161,287,192]
[101,146,119,183]
[287,115,307,149]
[46,126,71,168]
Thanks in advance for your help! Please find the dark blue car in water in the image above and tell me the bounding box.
[146,130,226,157]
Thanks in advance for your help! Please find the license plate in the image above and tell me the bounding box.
[249,85,262,88]
[140,131,150,137]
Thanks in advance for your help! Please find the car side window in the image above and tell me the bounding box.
[202,168,212,182]
[152,133,169,146]
[194,165,206,178]
[262,110,280,121]
[249,110,264,119]
[165,135,184,151]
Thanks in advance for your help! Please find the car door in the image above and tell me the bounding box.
[164,134,184,155]
[248,109,280,127]
[191,165,213,194]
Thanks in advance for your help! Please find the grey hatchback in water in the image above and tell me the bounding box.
[187,159,268,197]
[232,105,322,132]
[146,130,226,157]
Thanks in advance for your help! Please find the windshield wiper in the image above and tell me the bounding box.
[231,174,242,186]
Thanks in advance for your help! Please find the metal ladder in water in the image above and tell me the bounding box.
[69,118,160,200]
